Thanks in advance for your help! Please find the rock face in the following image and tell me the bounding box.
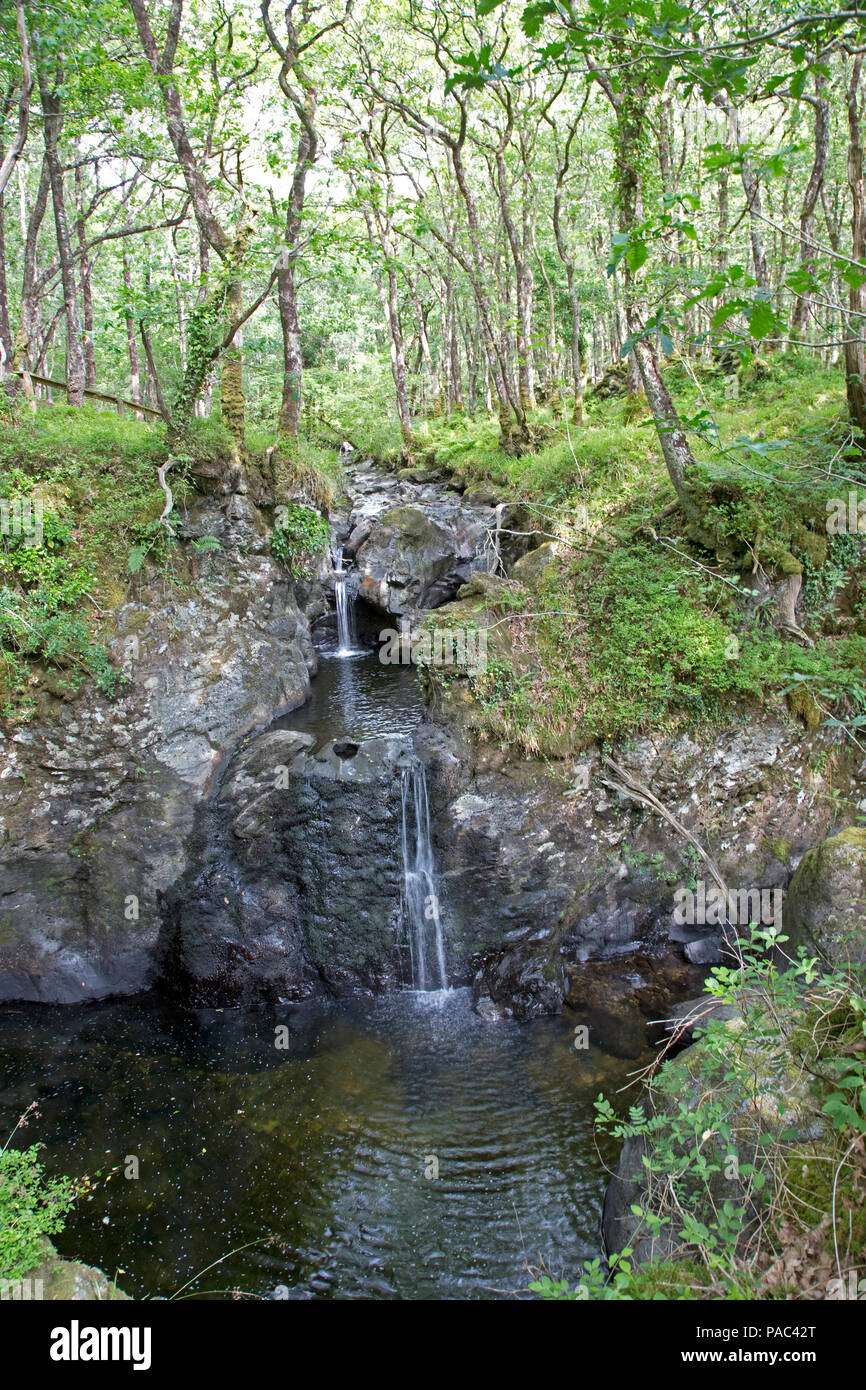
[355,505,467,615]
[162,729,420,1002]
[157,690,866,1018]
[423,717,846,1018]
[1,453,861,1022]
[0,494,316,1004]
[334,464,497,618]
[784,827,866,966]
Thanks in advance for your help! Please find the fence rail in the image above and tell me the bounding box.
[10,370,164,420]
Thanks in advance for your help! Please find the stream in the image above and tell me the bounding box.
[0,463,648,1300]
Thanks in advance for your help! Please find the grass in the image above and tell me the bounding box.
[406,354,866,756]
[2,354,864,744]
[0,404,341,719]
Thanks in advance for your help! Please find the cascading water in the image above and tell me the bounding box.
[331,544,358,656]
[400,762,448,992]
[334,578,356,655]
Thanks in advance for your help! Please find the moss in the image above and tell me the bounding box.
[792,525,829,570]
[779,551,803,576]
[787,686,822,733]
[625,1259,718,1300]
[780,1147,866,1260]
[763,836,792,867]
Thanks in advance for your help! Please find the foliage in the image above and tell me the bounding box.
[0,1123,79,1282]
[532,926,866,1300]
[271,502,331,577]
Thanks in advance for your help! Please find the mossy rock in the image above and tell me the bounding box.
[779,551,803,577]
[784,827,866,966]
[791,525,828,570]
[787,686,821,733]
[14,1238,129,1300]
[510,542,559,593]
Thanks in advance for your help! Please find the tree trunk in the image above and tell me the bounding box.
[845,57,866,435]
[0,187,13,370]
[450,144,525,443]
[14,155,49,408]
[276,256,303,437]
[713,94,773,327]
[220,271,246,450]
[594,59,710,538]
[74,159,97,388]
[447,277,463,410]
[791,72,830,339]
[37,69,86,406]
[122,244,142,414]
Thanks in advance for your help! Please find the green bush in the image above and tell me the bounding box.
[0,1142,77,1280]
[271,502,331,577]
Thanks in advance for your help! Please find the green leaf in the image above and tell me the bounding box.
[747,300,778,340]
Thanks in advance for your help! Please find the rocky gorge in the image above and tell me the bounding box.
[2,448,865,1302]
[1,455,861,1023]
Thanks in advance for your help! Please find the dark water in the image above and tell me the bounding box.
[277,601,426,749]
[0,989,641,1300]
[0,585,642,1300]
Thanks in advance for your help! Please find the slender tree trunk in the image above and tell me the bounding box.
[220,272,245,448]
[594,58,710,537]
[0,187,13,371]
[74,159,97,388]
[450,143,525,443]
[408,271,438,408]
[363,207,413,445]
[37,68,86,406]
[276,256,302,436]
[713,94,773,340]
[447,277,463,410]
[494,142,534,413]
[276,118,313,437]
[122,243,142,414]
[845,57,866,435]
[791,72,830,339]
[14,155,49,407]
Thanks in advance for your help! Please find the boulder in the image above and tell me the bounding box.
[510,541,559,591]
[355,505,470,616]
[784,827,866,967]
[10,1238,129,1300]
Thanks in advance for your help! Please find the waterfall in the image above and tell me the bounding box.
[334,574,356,655]
[400,763,447,992]
[331,544,358,656]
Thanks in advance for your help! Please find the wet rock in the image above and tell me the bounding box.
[162,731,420,1003]
[355,505,463,616]
[0,494,316,1004]
[566,953,705,1058]
[473,936,566,1022]
[784,826,866,966]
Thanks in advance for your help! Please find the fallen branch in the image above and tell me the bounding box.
[157,458,179,531]
[599,753,729,900]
